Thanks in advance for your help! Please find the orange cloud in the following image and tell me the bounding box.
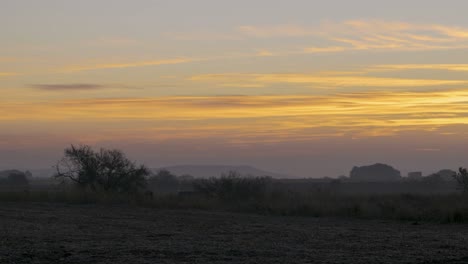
[4,89,468,143]
[0,72,19,77]
[370,64,468,72]
[256,50,275,57]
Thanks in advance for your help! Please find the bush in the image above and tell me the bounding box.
[192,171,271,201]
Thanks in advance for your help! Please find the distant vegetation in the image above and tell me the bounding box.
[0,170,30,190]
[148,169,180,194]
[1,145,468,223]
[350,163,401,182]
[192,171,272,201]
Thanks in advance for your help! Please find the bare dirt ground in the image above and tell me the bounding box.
[1,203,468,263]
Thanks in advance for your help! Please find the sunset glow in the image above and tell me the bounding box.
[2,1,468,176]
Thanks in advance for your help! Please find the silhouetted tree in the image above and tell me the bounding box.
[453,167,468,193]
[54,145,149,194]
[422,173,445,186]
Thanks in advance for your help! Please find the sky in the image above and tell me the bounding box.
[2,0,468,177]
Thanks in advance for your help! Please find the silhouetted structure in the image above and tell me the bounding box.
[350,163,401,182]
[436,169,456,181]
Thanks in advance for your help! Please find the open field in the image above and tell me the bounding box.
[1,203,468,263]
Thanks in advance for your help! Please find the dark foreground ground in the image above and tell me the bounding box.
[1,203,468,264]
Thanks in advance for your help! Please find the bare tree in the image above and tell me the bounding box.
[54,145,149,194]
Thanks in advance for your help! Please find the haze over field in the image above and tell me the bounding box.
[2,1,468,177]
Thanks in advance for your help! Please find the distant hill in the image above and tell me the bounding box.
[155,165,290,178]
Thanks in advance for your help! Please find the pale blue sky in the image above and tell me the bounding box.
[3,1,468,47]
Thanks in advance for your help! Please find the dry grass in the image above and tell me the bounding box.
[1,189,468,223]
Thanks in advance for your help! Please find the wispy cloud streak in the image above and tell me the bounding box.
[190,73,468,88]
[370,64,468,72]
[237,20,468,53]
[4,89,468,142]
